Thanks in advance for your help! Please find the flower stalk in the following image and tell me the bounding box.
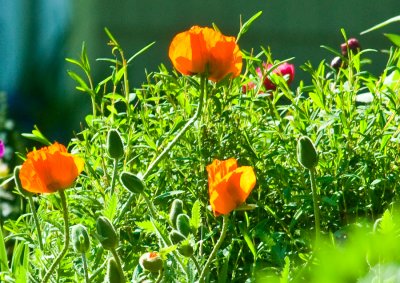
[198,214,229,283]
[310,168,320,243]
[27,195,44,252]
[42,190,70,283]
[115,75,207,223]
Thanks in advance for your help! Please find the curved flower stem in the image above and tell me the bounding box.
[88,256,107,282]
[155,269,164,283]
[82,252,90,283]
[110,247,126,282]
[42,190,70,283]
[198,214,229,283]
[115,76,207,223]
[27,195,44,252]
[191,255,201,275]
[110,158,118,196]
[309,168,320,244]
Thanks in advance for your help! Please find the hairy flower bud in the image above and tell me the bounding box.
[71,224,90,253]
[96,216,118,250]
[106,258,124,283]
[178,242,194,257]
[297,136,318,170]
[139,252,163,273]
[169,199,183,228]
[107,129,125,160]
[176,214,191,237]
[119,172,145,194]
[169,229,186,244]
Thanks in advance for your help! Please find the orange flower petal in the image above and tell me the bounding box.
[19,142,84,194]
[169,26,242,82]
[207,159,256,216]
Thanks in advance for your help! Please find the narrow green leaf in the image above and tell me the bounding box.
[127,41,156,64]
[104,27,120,46]
[190,200,201,231]
[0,226,10,273]
[361,15,400,34]
[65,58,83,69]
[67,70,90,92]
[237,11,263,42]
[384,33,400,47]
[239,223,257,260]
[21,126,51,145]
[80,42,91,72]
[112,66,126,85]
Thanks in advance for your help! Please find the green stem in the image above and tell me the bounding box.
[110,248,126,282]
[42,190,70,283]
[88,257,107,282]
[141,192,157,219]
[191,255,201,275]
[155,269,164,283]
[110,158,118,196]
[198,215,229,283]
[115,76,207,223]
[82,252,90,283]
[27,196,44,252]
[309,168,320,243]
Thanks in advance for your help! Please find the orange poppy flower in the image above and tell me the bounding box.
[169,26,242,82]
[19,142,84,194]
[206,158,256,216]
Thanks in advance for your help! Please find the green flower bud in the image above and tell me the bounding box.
[169,229,186,245]
[14,166,32,198]
[96,216,118,250]
[169,199,183,228]
[71,224,90,253]
[297,136,318,170]
[176,214,191,237]
[107,129,124,160]
[119,172,145,194]
[178,242,194,257]
[139,252,163,273]
[106,258,124,283]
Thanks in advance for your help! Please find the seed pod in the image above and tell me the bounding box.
[107,129,124,160]
[169,229,186,244]
[106,258,124,283]
[96,216,118,250]
[14,166,32,197]
[176,214,191,237]
[119,172,145,194]
[169,199,183,228]
[71,224,90,253]
[178,242,194,257]
[139,252,163,273]
[297,136,318,170]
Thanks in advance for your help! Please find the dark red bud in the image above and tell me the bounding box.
[341,38,361,56]
[330,56,343,70]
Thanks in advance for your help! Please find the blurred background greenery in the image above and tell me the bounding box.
[0,0,399,143]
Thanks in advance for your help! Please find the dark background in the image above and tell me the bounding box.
[1,0,399,143]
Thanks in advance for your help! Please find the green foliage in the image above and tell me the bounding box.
[2,12,400,283]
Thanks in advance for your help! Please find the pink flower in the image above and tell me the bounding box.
[257,62,295,91]
[0,140,5,159]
